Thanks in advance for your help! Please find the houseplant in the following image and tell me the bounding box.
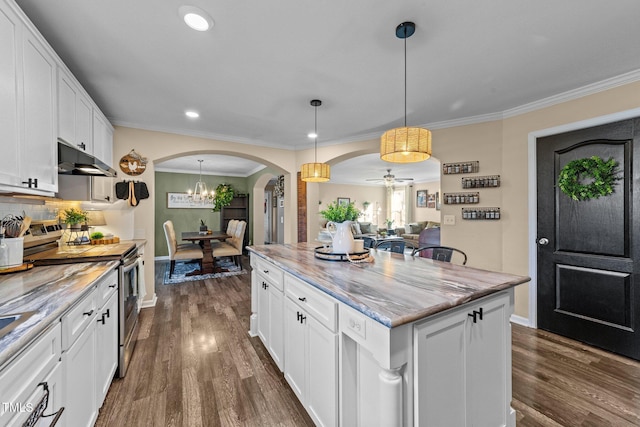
[62,208,88,230]
[199,219,208,232]
[212,183,234,212]
[319,201,361,254]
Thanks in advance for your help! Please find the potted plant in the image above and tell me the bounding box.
[212,183,235,212]
[386,219,395,235]
[90,231,104,245]
[62,208,88,230]
[319,201,361,254]
[199,219,208,232]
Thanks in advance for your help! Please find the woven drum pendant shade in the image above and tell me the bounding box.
[301,99,330,182]
[380,126,432,163]
[300,162,331,182]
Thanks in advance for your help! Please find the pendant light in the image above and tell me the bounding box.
[188,159,214,203]
[380,22,432,163]
[301,99,331,182]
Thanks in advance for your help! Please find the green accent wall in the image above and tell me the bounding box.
[154,171,249,256]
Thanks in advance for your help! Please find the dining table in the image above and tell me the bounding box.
[181,231,231,274]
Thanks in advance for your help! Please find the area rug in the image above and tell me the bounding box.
[163,258,247,284]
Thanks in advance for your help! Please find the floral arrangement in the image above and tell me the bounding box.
[62,208,88,226]
[558,156,620,201]
[320,201,361,223]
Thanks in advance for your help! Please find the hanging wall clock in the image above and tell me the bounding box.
[119,149,148,176]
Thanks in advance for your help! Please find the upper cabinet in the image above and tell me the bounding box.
[58,69,94,155]
[0,0,114,196]
[0,1,57,195]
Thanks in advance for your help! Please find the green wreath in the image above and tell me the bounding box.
[558,156,620,201]
[211,183,234,212]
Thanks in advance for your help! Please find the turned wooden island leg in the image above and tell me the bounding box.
[379,367,403,426]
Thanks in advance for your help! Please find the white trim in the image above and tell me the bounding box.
[140,294,157,309]
[155,255,170,261]
[509,314,531,328]
[527,106,640,329]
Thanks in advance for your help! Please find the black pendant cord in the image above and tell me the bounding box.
[404,29,407,128]
[314,105,318,163]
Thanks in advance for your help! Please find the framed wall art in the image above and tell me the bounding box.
[416,190,427,207]
[427,193,436,209]
[337,197,350,206]
[167,192,215,209]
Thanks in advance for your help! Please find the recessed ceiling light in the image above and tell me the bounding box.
[307,132,318,139]
[185,111,200,118]
[179,6,214,32]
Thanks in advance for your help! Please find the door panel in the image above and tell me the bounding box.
[537,118,640,360]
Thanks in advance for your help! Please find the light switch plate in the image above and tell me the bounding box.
[444,215,455,225]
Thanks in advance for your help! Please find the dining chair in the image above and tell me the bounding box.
[225,219,238,243]
[212,220,247,269]
[362,236,376,249]
[163,220,204,277]
[411,246,467,265]
[375,239,405,254]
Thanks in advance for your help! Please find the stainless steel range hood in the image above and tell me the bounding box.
[58,140,117,177]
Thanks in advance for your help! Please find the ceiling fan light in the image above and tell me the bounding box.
[381,126,432,163]
[301,162,330,182]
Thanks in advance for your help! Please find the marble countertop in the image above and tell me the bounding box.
[247,243,530,328]
[26,242,136,265]
[0,261,119,368]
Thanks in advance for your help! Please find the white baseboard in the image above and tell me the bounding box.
[510,314,531,327]
[140,293,157,309]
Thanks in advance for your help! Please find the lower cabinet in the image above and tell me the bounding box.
[414,292,511,426]
[0,323,64,427]
[255,259,284,371]
[284,275,338,427]
[62,269,118,427]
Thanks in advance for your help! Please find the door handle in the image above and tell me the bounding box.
[538,237,549,245]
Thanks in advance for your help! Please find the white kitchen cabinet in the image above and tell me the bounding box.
[0,0,57,195]
[56,174,115,203]
[96,289,118,408]
[0,4,21,190]
[92,110,114,167]
[254,257,284,371]
[62,287,99,427]
[0,323,63,427]
[284,274,338,427]
[414,291,512,426]
[58,69,93,155]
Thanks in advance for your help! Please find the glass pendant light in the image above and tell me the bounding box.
[188,159,214,203]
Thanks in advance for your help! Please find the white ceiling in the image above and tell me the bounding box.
[15,0,640,183]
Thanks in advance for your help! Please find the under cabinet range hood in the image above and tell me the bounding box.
[58,141,117,177]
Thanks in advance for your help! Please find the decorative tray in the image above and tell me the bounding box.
[314,246,370,262]
[0,263,34,275]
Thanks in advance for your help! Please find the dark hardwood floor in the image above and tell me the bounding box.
[96,258,640,426]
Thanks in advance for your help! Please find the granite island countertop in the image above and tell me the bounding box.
[247,243,530,328]
[26,241,137,266]
[0,261,119,368]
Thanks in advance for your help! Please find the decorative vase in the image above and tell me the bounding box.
[327,221,355,254]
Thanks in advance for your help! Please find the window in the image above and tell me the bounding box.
[391,187,405,227]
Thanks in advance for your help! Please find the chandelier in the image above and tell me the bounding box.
[188,159,214,203]
[301,99,330,182]
[380,22,432,163]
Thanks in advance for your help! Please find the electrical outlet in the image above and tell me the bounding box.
[444,215,455,225]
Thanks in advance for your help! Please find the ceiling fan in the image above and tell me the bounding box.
[365,169,414,187]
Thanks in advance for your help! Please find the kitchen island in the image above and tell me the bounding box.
[247,243,529,427]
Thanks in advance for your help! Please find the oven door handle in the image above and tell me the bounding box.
[122,258,138,274]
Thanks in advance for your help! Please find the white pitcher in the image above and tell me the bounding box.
[327,221,355,254]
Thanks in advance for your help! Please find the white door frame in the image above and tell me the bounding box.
[527,107,640,328]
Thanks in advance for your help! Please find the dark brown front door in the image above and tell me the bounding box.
[537,118,640,360]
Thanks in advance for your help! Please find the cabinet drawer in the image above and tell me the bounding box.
[62,286,98,351]
[0,323,61,426]
[255,257,284,291]
[285,274,337,332]
[95,269,118,309]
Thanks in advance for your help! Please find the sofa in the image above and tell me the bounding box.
[393,221,440,248]
[317,220,378,243]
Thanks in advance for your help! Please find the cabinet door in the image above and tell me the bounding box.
[466,294,510,426]
[268,283,284,371]
[96,291,118,408]
[63,320,98,427]
[93,111,113,167]
[22,30,57,193]
[284,297,306,403]
[58,71,76,145]
[91,176,115,203]
[414,310,467,427]
[307,315,338,427]
[0,5,22,188]
[257,279,270,345]
[76,93,93,154]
